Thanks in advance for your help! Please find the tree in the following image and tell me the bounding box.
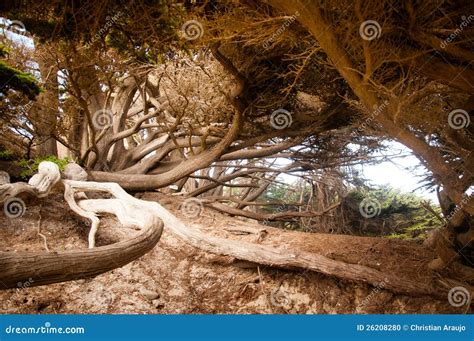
[0,43,40,99]
[0,0,472,294]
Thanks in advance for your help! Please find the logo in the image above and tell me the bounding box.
[270,109,292,130]
[359,20,382,41]
[448,286,471,307]
[448,109,470,130]
[180,198,203,218]
[181,20,204,41]
[3,197,26,218]
[92,109,114,129]
[359,198,381,218]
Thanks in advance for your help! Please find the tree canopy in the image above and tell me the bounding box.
[0,0,473,294]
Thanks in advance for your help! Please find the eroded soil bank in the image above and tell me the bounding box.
[0,193,469,314]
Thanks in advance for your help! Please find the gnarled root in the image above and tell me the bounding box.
[0,162,471,298]
[0,162,164,289]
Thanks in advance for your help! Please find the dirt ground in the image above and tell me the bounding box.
[0,192,470,314]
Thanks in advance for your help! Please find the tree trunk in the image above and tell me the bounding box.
[147,197,460,298]
[34,44,59,157]
[0,220,162,289]
[89,109,243,190]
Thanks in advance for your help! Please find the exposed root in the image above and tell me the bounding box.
[36,204,50,252]
[0,162,471,300]
[0,162,164,289]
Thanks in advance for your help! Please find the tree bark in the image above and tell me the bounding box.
[34,44,59,157]
[0,219,162,289]
[147,197,457,298]
[89,109,242,190]
[0,163,164,289]
[261,0,472,214]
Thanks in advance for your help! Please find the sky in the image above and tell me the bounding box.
[278,141,439,203]
[1,18,34,49]
[357,142,438,202]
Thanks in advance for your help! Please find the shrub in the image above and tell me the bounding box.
[0,149,14,160]
[17,155,70,179]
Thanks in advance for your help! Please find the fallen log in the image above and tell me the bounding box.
[148,199,463,299]
[0,163,470,300]
[0,219,162,289]
[0,163,164,289]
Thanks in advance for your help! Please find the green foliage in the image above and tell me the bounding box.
[0,43,41,99]
[0,44,9,57]
[0,61,41,99]
[0,149,14,160]
[257,181,312,230]
[264,184,300,203]
[259,181,442,240]
[17,155,70,179]
[344,185,442,240]
[346,186,423,218]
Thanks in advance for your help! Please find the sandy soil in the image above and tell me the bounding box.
[0,192,470,314]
